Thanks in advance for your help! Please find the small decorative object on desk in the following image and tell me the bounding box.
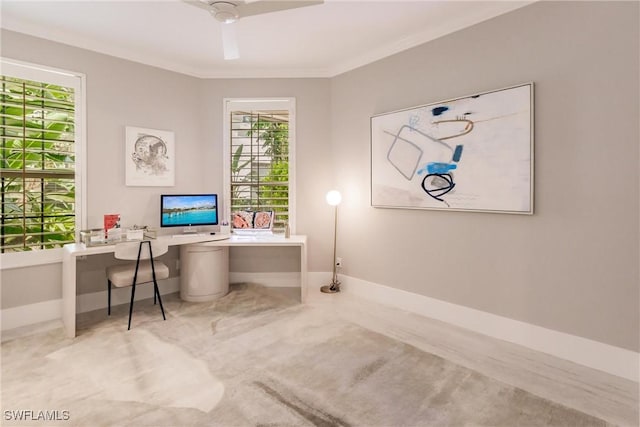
[144,227,157,239]
[219,221,230,235]
[254,211,273,229]
[231,210,274,235]
[106,227,122,243]
[126,226,144,241]
[232,211,254,229]
[80,228,106,246]
[104,214,121,240]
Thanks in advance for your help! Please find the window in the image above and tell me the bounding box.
[223,99,295,232]
[0,59,85,265]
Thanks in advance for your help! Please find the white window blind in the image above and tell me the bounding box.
[1,62,81,253]
[224,98,295,233]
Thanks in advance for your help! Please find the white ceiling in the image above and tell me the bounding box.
[0,0,533,78]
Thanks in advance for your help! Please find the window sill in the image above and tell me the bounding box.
[0,248,63,270]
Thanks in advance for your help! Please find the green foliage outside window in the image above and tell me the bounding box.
[1,76,76,252]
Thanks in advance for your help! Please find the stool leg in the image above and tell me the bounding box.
[154,280,166,320]
[107,280,112,316]
[128,282,137,330]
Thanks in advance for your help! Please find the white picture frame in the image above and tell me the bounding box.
[370,83,534,214]
[125,126,175,187]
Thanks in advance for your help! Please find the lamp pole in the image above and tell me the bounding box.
[321,190,341,293]
[330,203,339,286]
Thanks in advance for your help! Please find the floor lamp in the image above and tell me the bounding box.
[321,190,342,293]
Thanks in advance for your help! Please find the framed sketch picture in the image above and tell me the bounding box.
[125,126,175,186]
[370,83,533,214]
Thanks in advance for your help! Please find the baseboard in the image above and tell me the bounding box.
[76,277,180,314]
[1,278,179,331]
[320,274,639,382]
[230,272,301,288]
[1,273,293,332]
[1,299,63,331]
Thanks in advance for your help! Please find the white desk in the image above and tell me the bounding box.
[62,234,307,338]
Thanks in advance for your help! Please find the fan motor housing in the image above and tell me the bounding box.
[210,1,239,23]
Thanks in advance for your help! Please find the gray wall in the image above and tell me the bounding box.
[330,1,639,351]
[2,1,638,353]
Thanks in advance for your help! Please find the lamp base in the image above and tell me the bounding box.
[320,282,340,293]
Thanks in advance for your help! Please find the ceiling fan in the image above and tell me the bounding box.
[184,0,324,60]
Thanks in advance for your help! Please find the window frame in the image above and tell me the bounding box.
[0,58,86,269]
[222,98,296,233]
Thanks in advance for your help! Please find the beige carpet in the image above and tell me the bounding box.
[1,284,609,426]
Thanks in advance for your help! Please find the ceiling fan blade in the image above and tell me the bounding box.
[221,23,239,60]
[182,0,214,12]
[237,0,323,18]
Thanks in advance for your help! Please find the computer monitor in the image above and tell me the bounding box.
[160,194,218,234]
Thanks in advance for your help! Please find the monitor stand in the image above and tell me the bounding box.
[182,226,198,234]
[171,226,204,238]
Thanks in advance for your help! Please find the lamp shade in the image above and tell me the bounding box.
[325,190,342,206]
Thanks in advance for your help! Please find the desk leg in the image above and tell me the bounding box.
[300,243,308,303]
[62,250,76,338]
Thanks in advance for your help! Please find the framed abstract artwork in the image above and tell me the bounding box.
[371,83,533,214]
[125,126,175,187]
